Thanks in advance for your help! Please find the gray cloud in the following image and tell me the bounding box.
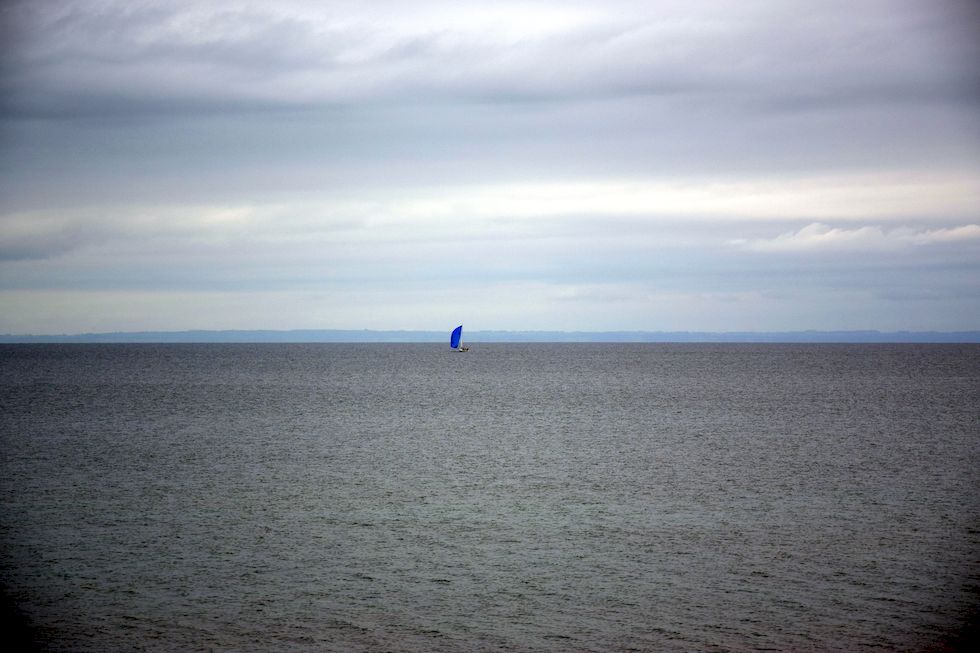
[3,0,978,119]
[1,0,978,332]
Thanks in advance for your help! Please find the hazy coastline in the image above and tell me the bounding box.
[2,329,979,344]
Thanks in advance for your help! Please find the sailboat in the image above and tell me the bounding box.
[450,325,469,352]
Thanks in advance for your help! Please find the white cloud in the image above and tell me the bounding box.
[734,222,980,252]
[3,170,977,265]
[3,170,978,267]
[905,224,980,245]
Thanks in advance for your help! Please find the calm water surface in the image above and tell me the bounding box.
[1,344,978,651]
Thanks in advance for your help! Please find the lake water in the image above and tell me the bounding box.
[1,344,978,651]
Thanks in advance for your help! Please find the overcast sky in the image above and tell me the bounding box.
[1,0,978,333]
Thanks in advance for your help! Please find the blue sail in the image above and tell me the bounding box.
[450,325,462,349]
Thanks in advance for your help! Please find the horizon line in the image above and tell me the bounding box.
[2,328,979,344]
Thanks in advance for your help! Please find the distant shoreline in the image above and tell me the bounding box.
[2,330,979,343]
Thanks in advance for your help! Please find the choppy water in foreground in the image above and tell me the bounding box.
[1,343,978,652]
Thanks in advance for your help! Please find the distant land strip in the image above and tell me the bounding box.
[2,330,979,343]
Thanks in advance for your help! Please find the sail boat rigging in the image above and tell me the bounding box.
[450,325,469,352]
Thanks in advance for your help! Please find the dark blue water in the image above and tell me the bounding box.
[1,344,978,651]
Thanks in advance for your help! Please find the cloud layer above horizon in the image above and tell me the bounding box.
[1,0,979,333]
